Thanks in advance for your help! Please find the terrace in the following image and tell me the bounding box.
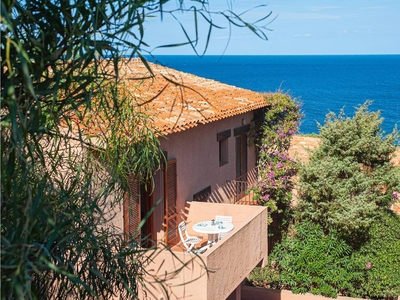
[142,201,268,300]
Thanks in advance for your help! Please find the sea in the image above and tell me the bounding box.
[146,55,400,137]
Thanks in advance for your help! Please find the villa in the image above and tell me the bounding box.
[90,60,271,299]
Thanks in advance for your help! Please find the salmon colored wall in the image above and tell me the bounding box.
[111,111,260,243]
[159,111,257,224]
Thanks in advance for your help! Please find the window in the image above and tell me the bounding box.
[217,129,231,166]
[219,138,229,166]
[234,124,250,197]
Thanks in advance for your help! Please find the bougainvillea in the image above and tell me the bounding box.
[250,92,303,226]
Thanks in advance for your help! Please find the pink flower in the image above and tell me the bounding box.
[366,262,371,269]
[392,192,399,199]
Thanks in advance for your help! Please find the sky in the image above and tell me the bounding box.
[141,0,400,55]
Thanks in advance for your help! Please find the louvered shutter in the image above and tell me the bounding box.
[241,133,248,177]
[236,135,242,178]
[124,174,140,241]
[235,134,248,198]
[164,159,178,246]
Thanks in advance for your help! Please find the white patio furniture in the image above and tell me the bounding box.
[178,221,203,252]
[192,219,234,243]
[191,243,212,254]
[215,215,233,240]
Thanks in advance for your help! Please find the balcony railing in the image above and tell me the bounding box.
[233,167,258,205]
[204,167,259,205]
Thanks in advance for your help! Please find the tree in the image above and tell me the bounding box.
[296,101,400,243]
[1,0,274,298]
[250,102,400,299]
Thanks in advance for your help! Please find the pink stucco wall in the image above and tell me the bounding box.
[110,110,260,246]
[158,112,257,233]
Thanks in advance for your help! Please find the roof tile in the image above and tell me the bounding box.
[117,60,269,135]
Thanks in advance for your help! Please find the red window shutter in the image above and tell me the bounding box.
[124,174,140,241]
[164,159,178,247]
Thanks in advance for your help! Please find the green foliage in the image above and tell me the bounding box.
[315,101,398,166]
[347,211,400,299]
[251,214,400,299]
[251,101,400,300]
[250,92,302,224]
[1,0,275,298]
[251,221,361,298]
[252,92,303,154]
[249,92,302,251]
[250,211,400,299]
[296,156,379,239]
[296,101,400,242]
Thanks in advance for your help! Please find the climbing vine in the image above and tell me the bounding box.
[250,92,302,232]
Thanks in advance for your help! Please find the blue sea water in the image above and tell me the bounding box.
[147,55,400,136]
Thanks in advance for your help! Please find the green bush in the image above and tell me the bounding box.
[250,92,302,223]
[250,102,400,299]
[296,101,400,244]
[346,211,400,299]
[251,221,361,298]
[251,214,400,299]
[315,101,398,167]
[250,92,302,250]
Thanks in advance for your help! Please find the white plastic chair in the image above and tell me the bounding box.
[215,215,233,240]
[191,243,211,254]
[178,221,203,252]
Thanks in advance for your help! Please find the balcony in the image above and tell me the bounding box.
[142,201,268,300]
[206,167,259,205]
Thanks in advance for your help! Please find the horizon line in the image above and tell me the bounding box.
[146,53,400,56]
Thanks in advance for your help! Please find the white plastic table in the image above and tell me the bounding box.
[192,220,234,243]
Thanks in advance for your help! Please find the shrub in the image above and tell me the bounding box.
[251,221,362,298]
[296,101,400,244]
[316,101,398,167]
[251,214,400,299]
[249,92,302,250]
[250,101,400,300]
[346,211,400,299]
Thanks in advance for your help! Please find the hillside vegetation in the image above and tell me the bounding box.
[251,102,400,299]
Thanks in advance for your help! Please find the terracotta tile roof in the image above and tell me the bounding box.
[118,59,270,135]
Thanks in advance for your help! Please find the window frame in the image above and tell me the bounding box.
[217,129,231,166]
